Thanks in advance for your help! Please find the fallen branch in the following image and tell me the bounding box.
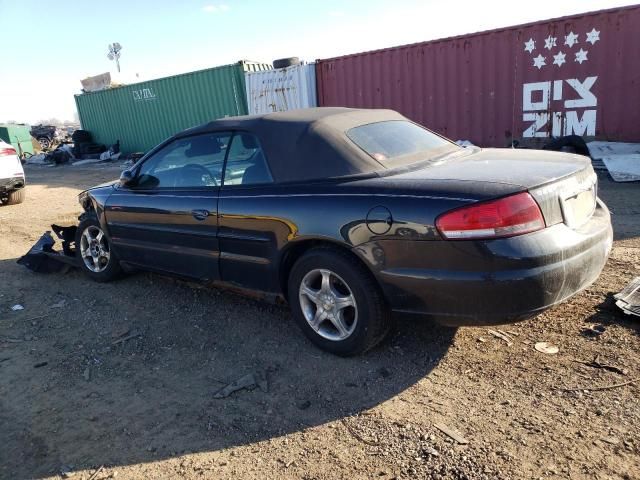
[558,377,639,392]
[487,329,512,346]
[573,359,627,376]
[434,423,469,445]
[88,465,104,480]
[111,332,142,345]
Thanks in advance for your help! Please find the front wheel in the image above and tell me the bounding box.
[76,217,121,282]
[288,247,391,356]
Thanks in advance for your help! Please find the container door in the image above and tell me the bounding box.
[105,132,231,281]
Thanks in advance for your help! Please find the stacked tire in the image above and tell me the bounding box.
[72,130,105,156]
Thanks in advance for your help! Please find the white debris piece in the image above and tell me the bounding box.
[72,158,103,166]
[11,304,24,311]
[587,141,640,159]
[602,155,640,182]
[99,150,121,161]
[58,144,75,159]
[588,141,640,180]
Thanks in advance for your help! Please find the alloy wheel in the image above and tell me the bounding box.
[79,225,111,273]
[298,268,358,341]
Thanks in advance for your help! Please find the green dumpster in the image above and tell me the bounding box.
[0,124,34,156]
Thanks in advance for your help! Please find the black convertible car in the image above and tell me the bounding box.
[77,108,612,355]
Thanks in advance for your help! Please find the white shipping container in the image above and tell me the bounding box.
[245,64,317,115]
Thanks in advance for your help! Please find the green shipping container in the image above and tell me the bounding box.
[0,124,34,156]
[74,61,271,153]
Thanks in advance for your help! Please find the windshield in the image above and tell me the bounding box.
[346,120,459,168]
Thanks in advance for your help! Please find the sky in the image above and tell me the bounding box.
[0,0,636,124]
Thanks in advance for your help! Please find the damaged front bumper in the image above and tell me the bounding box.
[17,225,79,273]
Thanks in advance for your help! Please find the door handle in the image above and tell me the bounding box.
[192,209,210,221]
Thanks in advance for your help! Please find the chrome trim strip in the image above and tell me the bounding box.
[219,252,270,265]
[111,193,474,202]
[218,231,270,242]
[109,222,218,237]
[220,193,475,202]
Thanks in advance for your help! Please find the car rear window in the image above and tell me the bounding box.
[346,120,458,167]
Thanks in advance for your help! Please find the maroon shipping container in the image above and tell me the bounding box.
[316,5,640,147]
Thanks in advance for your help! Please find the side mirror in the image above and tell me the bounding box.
[119,169,135,187]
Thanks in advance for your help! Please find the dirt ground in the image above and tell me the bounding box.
[1,164,638,480]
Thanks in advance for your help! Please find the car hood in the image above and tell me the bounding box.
[79,179,118,196]
[389,147,591,189]
[90,179,119,190]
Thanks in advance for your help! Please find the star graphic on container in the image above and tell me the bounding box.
[575,48,588,64]
[586,28,600,45]
[524,38,536,53]
[544,35,557,50]
[533,54,546,69]
[553,51,566,67]
[564,31,579,48]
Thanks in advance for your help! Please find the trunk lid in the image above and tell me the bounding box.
[404,147,591,189]
[389,147,597,228]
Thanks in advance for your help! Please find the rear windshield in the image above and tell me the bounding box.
[346,120,458,167]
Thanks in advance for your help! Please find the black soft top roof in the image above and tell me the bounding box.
[178,107,408,183]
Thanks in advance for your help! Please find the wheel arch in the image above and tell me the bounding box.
[79,188,113,235]
[278,237,380,301]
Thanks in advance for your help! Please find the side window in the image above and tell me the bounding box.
[135,132,231,189]
[223,133,273,186]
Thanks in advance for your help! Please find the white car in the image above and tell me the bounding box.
[0,140,26,204]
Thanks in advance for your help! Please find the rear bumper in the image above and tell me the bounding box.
[362,199,612,326]
[0,176,25,193]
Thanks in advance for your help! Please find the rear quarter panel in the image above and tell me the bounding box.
[217,178,521,294]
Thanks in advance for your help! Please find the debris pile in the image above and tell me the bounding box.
[25,134,126,167]
[587,141,640,182]
[26,144,75,165]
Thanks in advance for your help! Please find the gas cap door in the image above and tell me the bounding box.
[366,206,392,234]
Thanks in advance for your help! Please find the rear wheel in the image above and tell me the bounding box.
[76,217,121,282]
[5,189,25,205]
[288,247,391,356]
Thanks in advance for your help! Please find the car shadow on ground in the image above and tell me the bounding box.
[0,258,456,478]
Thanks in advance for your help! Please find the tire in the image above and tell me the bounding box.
[72,130,92,143]
[288,247,391,356]
[6,188,25,205]
[75,216,121,282]
[273,57,300,69]
[37,137,50,149]
[542,135,590,157]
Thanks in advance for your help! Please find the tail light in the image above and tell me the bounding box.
[0,147,17,157]
[436,192,545,240]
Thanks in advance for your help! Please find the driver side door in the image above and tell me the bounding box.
[105,132,231,281]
